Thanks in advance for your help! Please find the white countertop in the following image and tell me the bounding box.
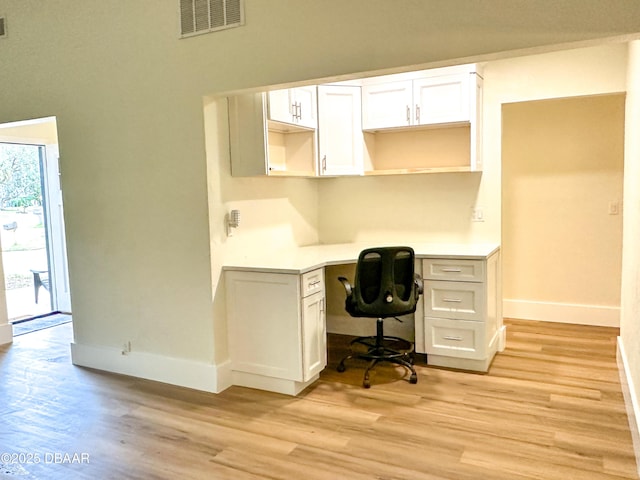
[222,242,500,274]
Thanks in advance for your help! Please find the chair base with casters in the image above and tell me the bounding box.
[337,317,418,388]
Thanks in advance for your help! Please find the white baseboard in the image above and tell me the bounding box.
[231,370,318,396]
[617,337,640,477]
[71,342,232,394]
[0,323,12,345]
[503,299,620,327]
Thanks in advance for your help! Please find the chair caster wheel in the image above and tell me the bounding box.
[337,363,346,373]
[363,379,371,388]
[409,373,418,384]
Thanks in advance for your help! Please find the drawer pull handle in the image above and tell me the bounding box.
[442,298,463,303]
[443,335,463,341]
[441,268,462,273]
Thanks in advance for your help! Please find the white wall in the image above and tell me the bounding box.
[620,40,640,468]
[502,95,625,326]
[483,44,628,325]
[1,0,639,391]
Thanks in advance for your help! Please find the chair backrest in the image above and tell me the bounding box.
[345,246,420,318]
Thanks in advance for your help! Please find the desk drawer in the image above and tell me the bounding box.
[423,258,484,282]
[301,269,324,297]
[424,280,484,321]
[426,317,486,359]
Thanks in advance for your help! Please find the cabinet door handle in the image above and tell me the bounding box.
[443,335,463,341]
[415,104,420,123]
[292,102,301,121]
[406,105,410,124]
[442,297,463,303]
[441,268,462,273]
[297,102,302,120]
[322,155,327,171]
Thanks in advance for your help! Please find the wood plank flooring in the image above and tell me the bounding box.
[0,319,637,479]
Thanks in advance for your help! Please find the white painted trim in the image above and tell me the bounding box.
[0,116,56,129]
[231,370,318,396]
[0,323,13,345]
[70,342,232,394]
[617,337,640,477]
[503,299,620,327]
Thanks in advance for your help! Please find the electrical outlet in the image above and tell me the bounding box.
[471,207,484,222]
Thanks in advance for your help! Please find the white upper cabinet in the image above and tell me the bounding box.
[362,65,480,130]
[361,81,413,130]
[228,92,317,177]
[268,86,317,129]
[414,73,471,124]
[228,64,483,177]
[317,85,364,176]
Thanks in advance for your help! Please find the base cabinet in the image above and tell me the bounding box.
[225,268,326,395]
[420,250,502,372]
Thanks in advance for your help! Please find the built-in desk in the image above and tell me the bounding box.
[224,242,503,395]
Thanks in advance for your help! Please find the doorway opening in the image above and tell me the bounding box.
[501,94,625,326]
[0,117,71,332]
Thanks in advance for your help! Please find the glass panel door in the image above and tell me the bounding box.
[0,143,53,320]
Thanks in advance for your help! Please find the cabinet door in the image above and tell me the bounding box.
[294,86,318,129]
[267,89,294,124]
[267,87,317,129]
[225,271,304,381]
[302,291,326,381]
[414,73,470,125]
[362,80,413,130]
[317,85,363,176]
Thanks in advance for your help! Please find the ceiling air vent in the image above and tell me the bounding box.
[180,0,244,38]
[0,16,7,39]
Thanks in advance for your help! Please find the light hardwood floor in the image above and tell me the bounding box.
[0,319,637,480]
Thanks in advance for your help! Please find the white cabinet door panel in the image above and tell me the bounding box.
[295,86,318,129]
[362,80,412,130]
[268,87,317,128]
[302,291,326,381]
[414,74,470,125]
[267,89,294,124]
[318,85,363,176]
[225,271,304,381]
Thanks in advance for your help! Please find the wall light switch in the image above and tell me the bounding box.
[608,201,620,215]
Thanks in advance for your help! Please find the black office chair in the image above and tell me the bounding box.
[337,246,423,388]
